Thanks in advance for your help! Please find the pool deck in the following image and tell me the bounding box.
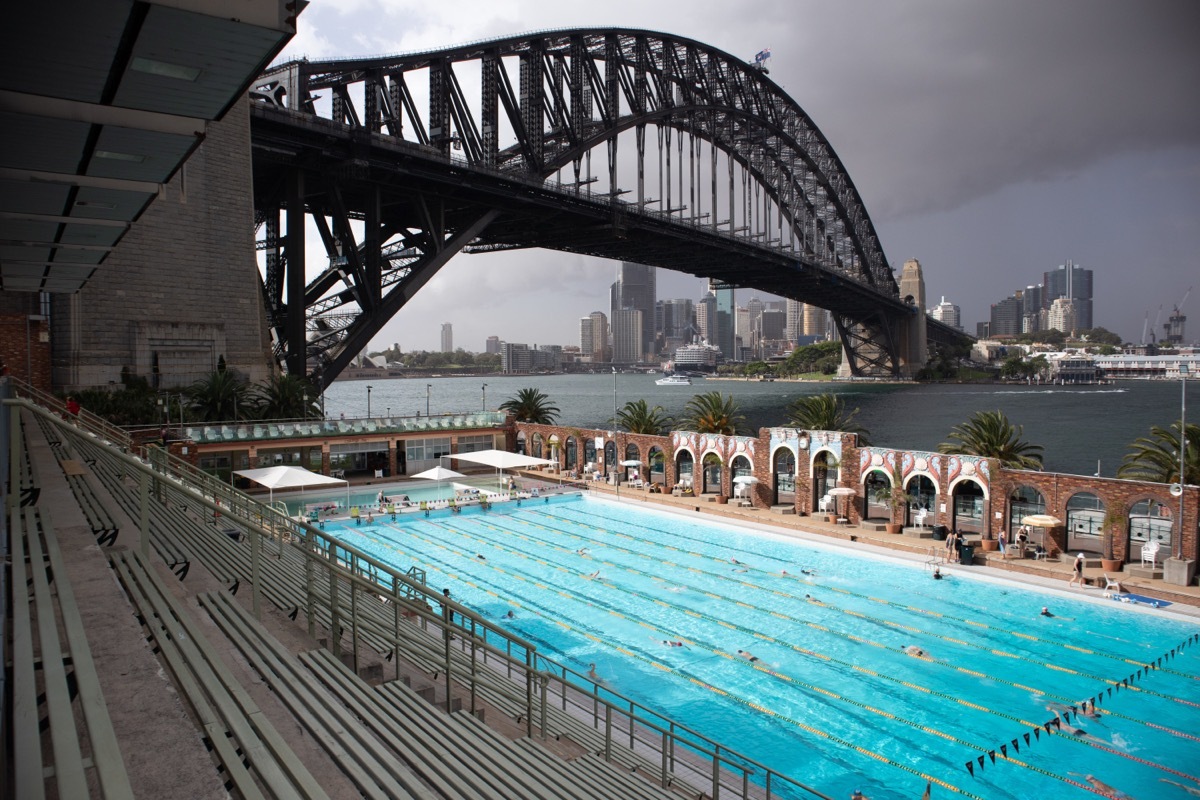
[519,474,1200,618]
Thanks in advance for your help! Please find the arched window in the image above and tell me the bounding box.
[675,450,694,479]
[583,438,597,467]
[951,479,984,533]
[1129,499,1172,558]
[603,440,617,471]
[863,469,891,521]
[730,454,752,479]
[1066,492,1105,553]
[773,448,796,505]
[648,446,666,485]
[531,433,544,459]
[1008,485,1046,537]
[565,437,577,469]
[702,452,723,494]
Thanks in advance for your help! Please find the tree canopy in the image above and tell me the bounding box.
[499,388,560,424]
[1117,421,1200,485]
[937,410,1044,469]
[681,391,746,436]
[613,399,673,435]
[785,393,871,445]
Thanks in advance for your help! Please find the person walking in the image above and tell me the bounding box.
[1069,552,1086,589]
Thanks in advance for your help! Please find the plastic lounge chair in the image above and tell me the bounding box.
[1103,573,1122,593]
[1140,540,1161,568]
[818,494,831,513]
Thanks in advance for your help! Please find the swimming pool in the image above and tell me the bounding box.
[324,495,1200,800]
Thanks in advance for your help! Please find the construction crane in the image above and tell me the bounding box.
[1163,287,1191,345]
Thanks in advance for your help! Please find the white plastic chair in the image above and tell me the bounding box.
[914,508,928,528]
[1103,573,1122,593]
[1140,540,1161,568]
[818,494,831,513]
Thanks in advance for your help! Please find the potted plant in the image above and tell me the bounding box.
[874,461,906,533]
[1100,504,1127,572]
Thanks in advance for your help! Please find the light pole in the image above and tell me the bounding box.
[426,384,432,417]
[613,367,619,497]
[1178,363,1188,560]
[366,384,373,418]
[302,391,307,421]
[482,383,488,411]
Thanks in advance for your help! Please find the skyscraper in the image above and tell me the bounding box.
[785,299,803,344]
[710,279,736,360]
[990,293,1024,337]
[611,308,644,363]
[579,311,609,362]
[611,262,657,361]
[929,296,961,330]
[440,323,453,353]
[1043,260,1093,331]
[485,335,501,354]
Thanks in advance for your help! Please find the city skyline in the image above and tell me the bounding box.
[277,1,1199,353]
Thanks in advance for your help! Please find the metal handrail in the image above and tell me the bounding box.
[9,398,833,800]
[8,377,132,451]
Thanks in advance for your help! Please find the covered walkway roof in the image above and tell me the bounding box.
[0,1,298,293]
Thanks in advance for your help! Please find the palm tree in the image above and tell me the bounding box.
[1117,421,1200,484]
[254,373,321,420]
[612,399,673,435]
[681,391,746,436]
[785,393,871,445]
[499,388,560,424]
[937,410,1044,469]
[187,369,250,422]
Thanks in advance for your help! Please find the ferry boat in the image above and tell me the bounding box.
[656,374,692,386]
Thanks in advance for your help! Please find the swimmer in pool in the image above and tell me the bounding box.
[586,663,600,681]
[660,640,685,648]
[584,570,601,580]
[904,645,927,658]
[1082,774,1134,800]
[504,610,515,619]
[932,567,943,580]
[736,649,759,663]
[1040,606,1054,617]
[1160,779,1200,797]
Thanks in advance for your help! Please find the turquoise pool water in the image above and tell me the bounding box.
[324,495,1200,800]
[279,476,500,515]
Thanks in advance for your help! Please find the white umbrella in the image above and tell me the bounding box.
[452,448,555,492]
[618,459,643,467]
[412,465,465,498]
[1022,514,1063,528]
[732,475,760,485]
[827,486,857,516]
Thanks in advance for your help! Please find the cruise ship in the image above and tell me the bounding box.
[655,374,692,386]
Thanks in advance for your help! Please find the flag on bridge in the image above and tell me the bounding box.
[754,47,772,64]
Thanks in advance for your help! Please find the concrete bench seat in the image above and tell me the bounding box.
[198,591,434,800]
[108,548,328,800]
[11,506,133,800]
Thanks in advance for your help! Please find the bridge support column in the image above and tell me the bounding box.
[285,169,307,377]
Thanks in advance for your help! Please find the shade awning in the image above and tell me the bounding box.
[452,449,554,470]
[412,466,465,481]
[234,466,347,490]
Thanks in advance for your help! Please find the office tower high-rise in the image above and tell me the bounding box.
[611,262,657,361]
[710,279,736,360]
[1043,260,1093,331]
[1047,297,1078,335]
[990,293,1024,337]
[1021,285,1042,334]
[696,293,714,344]
[612,308,644,363]
[579,311,609,362]
[802,304,828,338]
[485,335,501,354]
[929,296,962,330]
[785,299,803,344]
[440,323,453,353]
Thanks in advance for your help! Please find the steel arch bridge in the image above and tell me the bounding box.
[250,28,966,388]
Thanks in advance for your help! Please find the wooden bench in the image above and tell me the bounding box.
[10,506,134,800]
[197,591,434,800]
[108,548,330,800]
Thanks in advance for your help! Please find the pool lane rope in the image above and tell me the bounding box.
[545,506,1196,681]
[339,520,1192,796]
[480,510,1200,711]
[346,522,987,799]
[399,518,1200,786]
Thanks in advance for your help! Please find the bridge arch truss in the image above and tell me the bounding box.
[251,29,945,385]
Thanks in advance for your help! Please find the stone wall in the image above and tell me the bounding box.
[0,309,51,391]
[515,421,1199,565]
[51,98,274,391]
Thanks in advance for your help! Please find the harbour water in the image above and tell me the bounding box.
[322,375,1189,477]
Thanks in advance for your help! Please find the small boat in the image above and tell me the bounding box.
[656,374,692,386]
